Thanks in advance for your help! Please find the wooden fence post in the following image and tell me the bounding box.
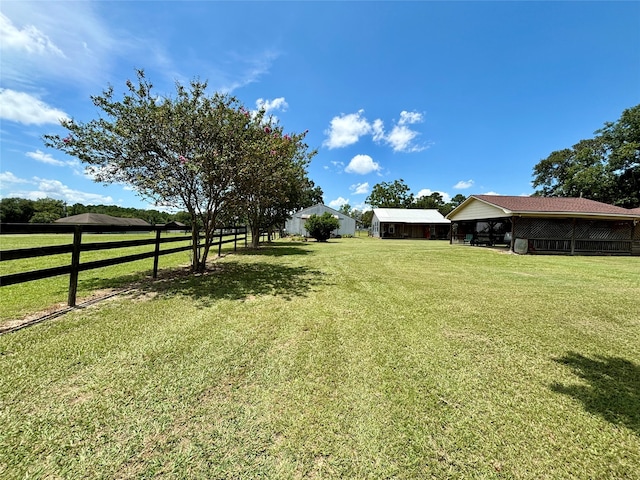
[153,228,162,278]
[234,225,238,251]
[218,229,223,256]
[68,225,82,307]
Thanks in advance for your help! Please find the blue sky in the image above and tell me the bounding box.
[1,1,639,212]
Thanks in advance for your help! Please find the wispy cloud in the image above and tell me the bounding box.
[345,155,380,175]
[328,196,349,209]
[25,150,85,176]
[0,171,32,185]
[26,149,66,166]
[416,188,451,203]
[216,49,281,93]
[0,12,65,58]
[350,182,370,195]
[454,179,474,189]
[8,177,114,204]
[0,89,69,125]
[0,2,119,87]
[256,97,288,114]
[398,111,423,125]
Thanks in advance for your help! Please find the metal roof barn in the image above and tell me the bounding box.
[371,208,450,239]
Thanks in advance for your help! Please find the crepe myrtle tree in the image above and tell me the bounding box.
[43,70,254,272]
[304,212,340,242]
[233,117,317,248]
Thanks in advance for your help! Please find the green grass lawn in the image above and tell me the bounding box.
[1,238,639,478]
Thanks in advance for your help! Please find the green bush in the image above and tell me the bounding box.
[304,212,340,242]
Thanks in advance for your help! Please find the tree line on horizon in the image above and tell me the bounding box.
[0,197,193,225]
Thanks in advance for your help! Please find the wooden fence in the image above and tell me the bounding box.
[0,223,247,307]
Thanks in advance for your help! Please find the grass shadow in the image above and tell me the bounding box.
[79,271,151,292]
[133,259,327,306]
[551,352,640,434]
[238,243,313,257]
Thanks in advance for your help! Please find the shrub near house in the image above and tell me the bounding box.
[304,212,340,242]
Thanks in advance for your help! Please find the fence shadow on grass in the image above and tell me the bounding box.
[133,260,327,306]
[551,352,640,434]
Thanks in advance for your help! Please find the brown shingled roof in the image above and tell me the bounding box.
[54,213,151,226]
[473,195,636,216]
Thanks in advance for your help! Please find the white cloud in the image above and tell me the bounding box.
[416,189,451,203]
[25,149,85,175]
[256,97,288,114]
[345,154,380,175]
[324,109,427,152]
[0,89,69,125]
[0,171,31,185]
[28,177,114,204]
[454,179,474,189]
[0,12,65,57]
[323,110,374,149]
[386,124,419,152]
[328,197,350,209]
[398,110,423,125]
[350,182,370,195]
[26,149,66,166]
[351,201,370,212]
[2,172,114,205]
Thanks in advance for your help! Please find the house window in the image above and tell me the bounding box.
[388,225,395,234]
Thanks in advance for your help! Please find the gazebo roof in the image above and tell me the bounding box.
[55,213,151,226]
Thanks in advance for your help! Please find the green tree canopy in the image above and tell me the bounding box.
[361,210,374,229]
[532,104,640,208]
[414,192,444,210]
[0,198,36,223]
[338,204,352,216]
[366,179,414,208]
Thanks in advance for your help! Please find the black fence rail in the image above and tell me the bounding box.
[0,223,247,306]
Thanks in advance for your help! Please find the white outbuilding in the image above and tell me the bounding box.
[285,204,356,237]
[371,208,450,239]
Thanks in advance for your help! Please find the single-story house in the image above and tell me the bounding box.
[371,208,451,239]
[446,195,640,256]
[162,220,186,228]
[55,213,151,227]
[285,204,356,237]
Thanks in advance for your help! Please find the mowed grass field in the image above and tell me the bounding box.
[0,237,639,479]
